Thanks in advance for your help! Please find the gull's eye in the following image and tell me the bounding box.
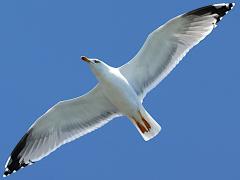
[94,60,100,63]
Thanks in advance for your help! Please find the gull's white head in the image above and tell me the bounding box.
[81,56,111,78]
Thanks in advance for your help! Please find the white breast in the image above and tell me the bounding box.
[99,68,140,115]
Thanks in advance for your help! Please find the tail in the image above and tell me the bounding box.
[130,109,161,141]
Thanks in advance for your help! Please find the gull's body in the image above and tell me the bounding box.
[90,62,160,140]
[96,65,140,115]
[4,3,235,177]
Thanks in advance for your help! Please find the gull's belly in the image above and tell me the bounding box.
[101,71,140,115]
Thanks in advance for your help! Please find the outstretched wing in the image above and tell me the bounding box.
[4,85,120,177]
[120,3,235,100]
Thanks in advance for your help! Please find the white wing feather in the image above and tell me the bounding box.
[4,85,119,176]
[120,3,234,100]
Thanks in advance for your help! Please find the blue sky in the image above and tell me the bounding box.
[0,0,239,179]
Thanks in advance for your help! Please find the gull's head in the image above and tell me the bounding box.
[81,56,111,77]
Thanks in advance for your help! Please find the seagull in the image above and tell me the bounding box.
[4,3,235,177]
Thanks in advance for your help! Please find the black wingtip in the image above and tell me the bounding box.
[229,3,235,9]
[213,3,235,23]
[3,131,32,177]
[3,161,29,177]
[184,3,235,23]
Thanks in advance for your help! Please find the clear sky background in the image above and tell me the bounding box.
[0,0,239,179]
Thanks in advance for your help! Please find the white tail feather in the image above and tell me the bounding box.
[130,109,161,141]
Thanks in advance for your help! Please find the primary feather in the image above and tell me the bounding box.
[4,86,119,177]
[120,3,235,100]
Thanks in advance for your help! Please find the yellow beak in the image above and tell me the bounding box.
[81,56,91,63]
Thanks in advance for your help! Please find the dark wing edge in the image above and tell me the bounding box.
[183,3,235,23]
[3,130,33,177]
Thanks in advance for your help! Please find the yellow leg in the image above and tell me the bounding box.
[138,110,151,132]
[130,116,149,134]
